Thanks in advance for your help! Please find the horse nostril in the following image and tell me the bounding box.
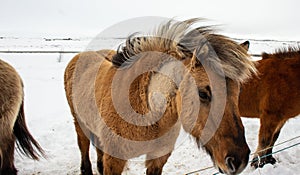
[225,156,236,173]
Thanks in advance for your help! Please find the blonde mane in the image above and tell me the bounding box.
[112,18,256,83]
[112,18,200,67]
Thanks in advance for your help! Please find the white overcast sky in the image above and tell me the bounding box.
[1,0,299,40]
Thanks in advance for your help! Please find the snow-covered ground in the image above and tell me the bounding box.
[0,36,299,175]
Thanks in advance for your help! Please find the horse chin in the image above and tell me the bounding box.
[214,159,248,175]
[202,145,248,175]
[216,165,247,175]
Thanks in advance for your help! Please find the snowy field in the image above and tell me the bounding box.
[0,36,300,175]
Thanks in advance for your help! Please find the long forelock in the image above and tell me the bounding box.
[207,35,257,83]
[180,30,257,83]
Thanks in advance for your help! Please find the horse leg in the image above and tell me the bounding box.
[102,153,127,175]
[0,135,17,175]
[74,120,92,175]
[145,153,171,175]
[251,114,285,168]
[96,148,104,174]
[264,119,287,164]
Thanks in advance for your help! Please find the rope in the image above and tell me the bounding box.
[184,135,300,175]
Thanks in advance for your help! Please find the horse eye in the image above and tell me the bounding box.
[198,90,211,102]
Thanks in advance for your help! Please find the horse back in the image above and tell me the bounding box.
[239,56,300,118]
[0,59,23,124]
[64,50,116,117]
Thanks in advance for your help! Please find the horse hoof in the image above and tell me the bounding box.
[266,156,277,165]
[251,156,277,168]
[81,168,93,175]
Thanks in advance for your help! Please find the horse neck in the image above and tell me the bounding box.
[147,61,186,110]
[126,58,191,121]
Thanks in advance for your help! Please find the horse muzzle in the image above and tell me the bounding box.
[218,151,250,175]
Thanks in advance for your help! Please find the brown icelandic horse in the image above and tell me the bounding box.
[239,41,300,168]
[0,59,44,175]
[64,19,256,175]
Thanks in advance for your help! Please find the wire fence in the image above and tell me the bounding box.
[184,135,300,175]
[0,50,263,57]
[0,50,80,53]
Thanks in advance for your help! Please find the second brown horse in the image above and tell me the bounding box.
[239,41,300,168]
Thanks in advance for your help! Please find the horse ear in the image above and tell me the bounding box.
[191,50,201,68]
[191,44,210,68]
[240,41,250,51]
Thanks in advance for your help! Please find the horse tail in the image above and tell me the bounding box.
[13,98,45,160]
